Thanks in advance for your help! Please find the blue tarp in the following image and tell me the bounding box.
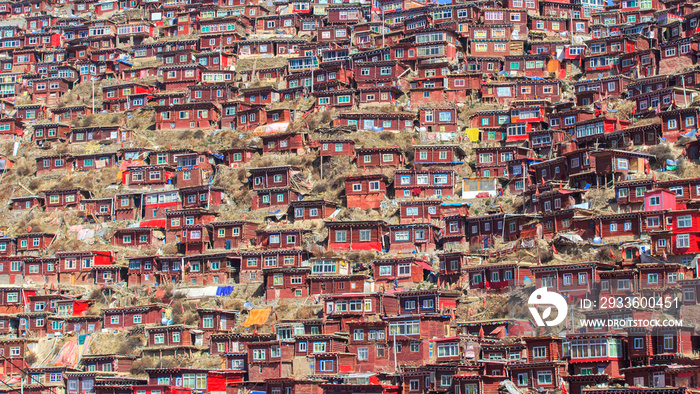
[216,286,234,296]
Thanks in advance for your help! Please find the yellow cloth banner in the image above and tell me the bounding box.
[464,128,479,142]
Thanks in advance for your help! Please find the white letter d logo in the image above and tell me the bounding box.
[528,287,568,327]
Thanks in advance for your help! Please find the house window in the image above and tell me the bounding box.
[618,279,631,290]
[335,230,347,242]
[664,334,674,350]
[517,373,528,386]
[437,343,458,357]
[538,371,553,385]
[677,215,692,228]
[253,349,266,360]
[532,346,546,358]
[683,288,695,301]
[440,375,452,387]
[647,273,659,284]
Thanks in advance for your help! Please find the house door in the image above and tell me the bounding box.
[652,372,665,387]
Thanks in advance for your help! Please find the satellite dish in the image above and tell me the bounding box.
[243,302,254,311]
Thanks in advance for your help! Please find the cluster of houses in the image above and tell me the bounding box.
[1,0,700,393]
[2,265,700,394]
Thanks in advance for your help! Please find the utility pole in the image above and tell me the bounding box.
[382,7,385,48]
[682,75,688,108]
[522,161,527,214]
[570,8,573,45]
[311,56,316,94]
[393,332,397,372]
[91,77,95,114]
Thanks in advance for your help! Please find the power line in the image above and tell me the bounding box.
[0,355,61,394]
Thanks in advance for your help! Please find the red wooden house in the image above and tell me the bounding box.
[69,125,130,144]
[158,63,204,91]
[0,237,15,255]
[505,54,553,78]
[35,154,74,175]
[164,209,218,244]
[80,197,114,222]
[530,262,616,300]
[110,228,159,250]
[288,200,339,222]
[220,148,257,168]
[210,221,258,251]
[155,103,220,131]
[101,82,151,112]
[387,223,440,253]
[264,267,310,300]
[344,174,389,210]
[141,190,181,221]
[80,354,135,373]
[659,107,700,142]
[15,104,46,122]
[333,112,415,132]
[122,165,175,188]
[103,304,165,331]
[372,257,430,288]
[465,262,533,292]
[32,122,70,146]
[398,200,442,224]
[73,152,116,172]
[30,77,72,105]
[261,131,310,155]
[325,220,387,252]
[0,118,22,140]
[15,233,54,254]
[309,258,366,296]
[0,338,36,376]
[418,105,458,133]
[412,145,466,170]
[507,336,566,391]
[355,147,403,171]
[393,169,456,199]
[659,37,697,75]
[255,228,308,250]
[320,140,355,157]
[238,249,307,284]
